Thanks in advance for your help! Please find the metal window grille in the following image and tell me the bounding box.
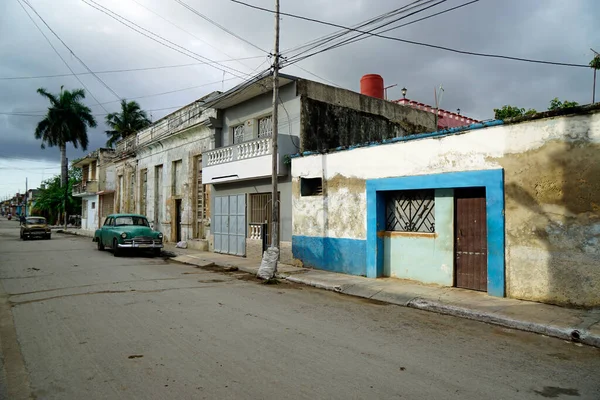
[233,124,245,144]
[249,193,279,245]
[386,190,435,233]
[258,116,272,138]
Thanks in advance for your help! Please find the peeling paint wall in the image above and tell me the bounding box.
[136,125,212,242]
[292,110,600,306]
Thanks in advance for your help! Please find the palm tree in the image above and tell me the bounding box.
[105,99,151,147]
[35,86,97,187]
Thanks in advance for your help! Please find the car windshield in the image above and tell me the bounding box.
[114,216,149,227]
[26,218,46,224]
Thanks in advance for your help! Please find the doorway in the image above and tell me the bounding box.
[175,199,182,242]
[454,187,487,291]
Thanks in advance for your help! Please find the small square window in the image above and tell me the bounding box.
[300,178,323,196]
[91,202,96,209]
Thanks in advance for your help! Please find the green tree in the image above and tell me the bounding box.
[105,99,151,147]
[33,167,82,225]
[35,86,97,187]
[493,105,537,120]
[590,54,600,70]
[547,97,579,111]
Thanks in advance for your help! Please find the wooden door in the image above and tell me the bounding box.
[455,188,487,291]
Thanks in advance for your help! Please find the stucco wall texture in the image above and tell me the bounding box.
[292,110,600,307]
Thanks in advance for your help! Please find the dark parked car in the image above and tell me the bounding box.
[20,216,51,240]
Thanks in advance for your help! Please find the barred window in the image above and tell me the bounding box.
[258,116,272,138]
[386,190,435,233]
[233,124,245,144]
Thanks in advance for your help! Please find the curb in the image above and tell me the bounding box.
[282,274,600,348]
[169,257,600,348]
[406,299,600,348]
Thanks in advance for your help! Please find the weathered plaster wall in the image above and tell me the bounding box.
[136,125,212,242]
[300,98,433,152]
[292,110,600,306]
[297,79,436,132]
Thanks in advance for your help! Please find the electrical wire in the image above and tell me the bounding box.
[280,0,425,57]
[15,0,109,112]
[129,0,261,75]
[0,56,265,81]
[173,0,269,55]
[285,0,447,65]
[339,0,481,48]
[21,0,121,101]
[232,0,590,68]
[80,0,252,80]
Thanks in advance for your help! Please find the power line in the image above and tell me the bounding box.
[0,56,265,81]
[284,0,447,66]
[22,0,121,100]
[341,0,482,48]
[232,0,590,68]
[81,0,252,80]
[173,0,270,55]
[281,0,436,61]
[15,0,109,112]
[129,0,261,75]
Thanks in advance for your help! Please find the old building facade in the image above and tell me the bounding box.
[111,96,218,247]
[202,73,436,263]
[73,148,116,232]
[291,105,600,307]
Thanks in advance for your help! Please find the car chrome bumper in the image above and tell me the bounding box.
[118,242,163,249]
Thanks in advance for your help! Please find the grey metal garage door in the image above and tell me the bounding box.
[214,194,246,256]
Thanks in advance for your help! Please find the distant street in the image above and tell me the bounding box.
[0,217,599,400]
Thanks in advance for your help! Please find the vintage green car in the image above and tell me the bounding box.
[20,216,51,240]
[94,214,163,257]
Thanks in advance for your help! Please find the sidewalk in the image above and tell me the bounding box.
[171,250,600,348]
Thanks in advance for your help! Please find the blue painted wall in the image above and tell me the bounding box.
[292,235,367,276]
[383,189,454,285]
[367,170,505,297]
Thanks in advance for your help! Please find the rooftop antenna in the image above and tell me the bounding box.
[384,84,397,100]
[434,85,444,129]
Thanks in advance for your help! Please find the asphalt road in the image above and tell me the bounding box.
[0,218,599,400]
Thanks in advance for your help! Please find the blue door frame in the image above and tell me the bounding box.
[366,169,505,297]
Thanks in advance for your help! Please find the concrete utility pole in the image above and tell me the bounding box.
[64,158,68,230]
[592,48,599,104]
[270,0,280,250]
[24,177,27,217]
[257,0,280,280]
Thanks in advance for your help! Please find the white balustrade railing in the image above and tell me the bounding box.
[206,147,234,166]
[249,223,262,240]
[205,138,272,166]
[238,138,271,160]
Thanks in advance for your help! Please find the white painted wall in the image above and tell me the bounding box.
[81,194,99,232]
[292,111,600,306]
[292,114,600,240]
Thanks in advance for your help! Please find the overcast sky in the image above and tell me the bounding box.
[0,0,598,198]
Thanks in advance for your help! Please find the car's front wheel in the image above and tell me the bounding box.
[46,234,51,240]
[113,238,121,257]
[97,238,105,251]
[153,248,161,257]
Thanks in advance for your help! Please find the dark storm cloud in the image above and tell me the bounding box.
[1,0,599,165]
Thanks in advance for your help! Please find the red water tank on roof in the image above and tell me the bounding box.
[360,74,384,99]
